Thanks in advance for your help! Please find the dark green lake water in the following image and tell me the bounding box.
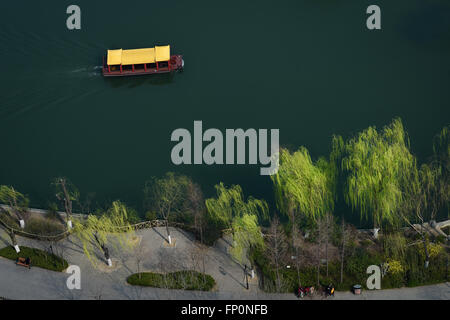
[0,1,449,218]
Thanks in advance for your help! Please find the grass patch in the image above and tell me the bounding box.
[127,270,216,291]
[0,246,68,272]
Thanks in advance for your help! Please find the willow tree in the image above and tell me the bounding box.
[403,126,450,225]
[430,126,450,219]
[205,182,269,230]
[271,147,335,287]
[0,185,29,229]
[230,213,265,286]
[206,183,268,281]
[271,147,335,244]
[53,177,79,229]
[433,126,449,169]
[341,118,415,238]
[0,219,20,253]
[73,200,136,267]
[399,126,449,267]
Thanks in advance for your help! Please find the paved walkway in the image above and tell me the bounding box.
[0,227,448,300]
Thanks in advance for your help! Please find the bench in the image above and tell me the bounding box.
[15,257,31,269]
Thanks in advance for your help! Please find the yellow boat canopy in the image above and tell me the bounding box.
[107,46,170,65]
[122,48,155,65]
[107,49,122,65]
[155,45,170,62]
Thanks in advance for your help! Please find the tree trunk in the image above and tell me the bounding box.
[56,179,73,230]
[340,219,346,284]
[244,265,249,290]
[195,212,204,244]
[103,246,112,266]
[421,223,430,268]
[317,228,321,287]
[325,214,329,278]
[373,226,380,238]
[10,198,24,228]
[275,265,280,292]
[199,216,204,244]
[291,208,295,249]
[9,230,17,246]
[166,219,171,244]
[274,228,281,292]
[94,233,112,266]
[317,254,320,287]
[202,253,206,285]
[296,246,301,287]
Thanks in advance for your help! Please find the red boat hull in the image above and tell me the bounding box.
[102,55,183,77]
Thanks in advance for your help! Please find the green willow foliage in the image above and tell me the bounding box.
[432,125,450,212]
[340,118,416,228]
[271,147,335,222]
[394,126,449,226]
[383,232,407,260]
[0,185,28,211]
[73,200,136,267]
[205,182,269,228]
[230,213,264,264]
[432,125,449,164]
[205,183,267,264]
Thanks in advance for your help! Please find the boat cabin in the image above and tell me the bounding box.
[102,45,183,77]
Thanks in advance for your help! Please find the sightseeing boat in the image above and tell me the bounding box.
[102,45,184,77]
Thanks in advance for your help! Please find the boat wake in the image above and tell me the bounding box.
[0,65,106,121]
[68,65,103,77]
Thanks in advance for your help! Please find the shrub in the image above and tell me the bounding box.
[45,203,61,221]
[252,226,448,293]
[126,271,215,291]
[125,207,141,224]
[145,211,157,221]
[418,242,444,259]
[381,258,406,288]
[404,245,448,287]
[360,239,373,247]
[0,246,68,272]
[24,217,65,236]
[383,233,407,260]
[386,259,404,275]
[382,273,405,288]
[435,235,447,244]
[345,248,383,281]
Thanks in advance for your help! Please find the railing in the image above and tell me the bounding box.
[2,204,447,243]
[0,205,200,242]
[0,218,70,242]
